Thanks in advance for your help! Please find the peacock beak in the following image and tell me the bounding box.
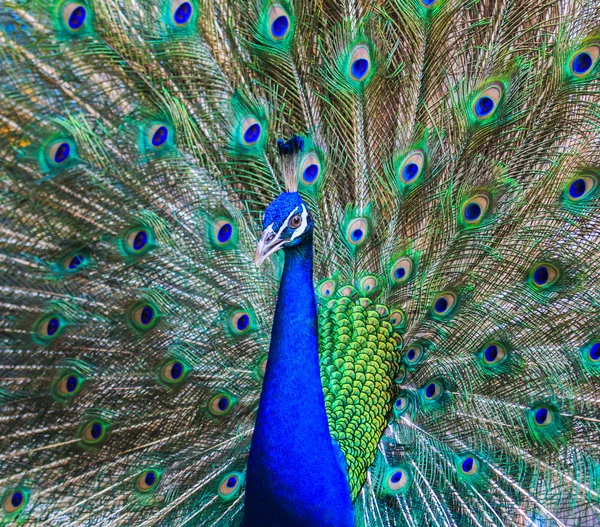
[254,226,286,267]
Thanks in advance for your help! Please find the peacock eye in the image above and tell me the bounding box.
[218,472,243,500]
[81,420,107,444]
[56,373,82,398]
[423,380,443,401]
[61,2,89,33]
[459,456,479,476]
[570,45,600,77]
[46,140,73,166]
[268,5,290,41]
[137,470,160,492]
[170,0,194,27]
[124,228,153,255]
[3,490,27,514]
[386,468,411,492]
[289,214,302,228]
[132,303,157,330]
[530,263,560,288]
[532,406,553,427]
[209,393,234,416]
[161,360,187,384]
[348,45,371,82]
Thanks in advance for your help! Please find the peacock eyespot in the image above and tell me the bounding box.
[348,46,371,82]
[125,228,152,255]
[161,360,187,384]
[212,219,236,247]
[570,46,599,77]
[241,117,262,146]
[462,195,489,224]
[318,280,337,299]
[46,140,73,166]
[209,393,234,416]
[405,344,423,365]
[432,292,456,317]
[420,0,439,7]
[218,472,243,499]
[386,468,410,492]
[268,5,291,41]
[61,2,89,32]
[56,373,82,398]
[137,470,160,493]
[36,314,63,341]
[3,490,27,514]
[131,303,158,330]
[300,153,322,186]
[81,420,107,444]
[170,0,194,27]
[481,342,507,366]
[398,150,426,185]
[394,395,409,416]
[358,276,378,295]
[472,83,503,120]
[532,406,553,427]
[566,174,597,201]
[345,218,368,246]
[459,456,479,476]
[62,253,87,272]
[389,310,404,328]
[390,257,413,284]
[146,124,171,150]
[530,263,559,288]
[230,311,252,335]
[423,380,442,401]
[589,343,600,362]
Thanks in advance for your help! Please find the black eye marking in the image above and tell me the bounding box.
[289,214,302,228]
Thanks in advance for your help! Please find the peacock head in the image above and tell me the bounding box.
[254,192,314,266]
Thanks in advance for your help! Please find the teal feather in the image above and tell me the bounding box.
[1,0,600,525]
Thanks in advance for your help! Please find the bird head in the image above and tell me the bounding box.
[254,192,314,266]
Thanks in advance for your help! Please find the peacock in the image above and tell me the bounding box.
[1,0,600,524]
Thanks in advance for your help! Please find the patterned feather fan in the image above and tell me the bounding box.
[1,0,600,525]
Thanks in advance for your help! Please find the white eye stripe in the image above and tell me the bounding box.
[291,205,308,241]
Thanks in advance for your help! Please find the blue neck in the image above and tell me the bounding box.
[244,236,354,527]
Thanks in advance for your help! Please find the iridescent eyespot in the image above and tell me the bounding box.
[530,263,559,288]
[209,393,234,416]
[268,5,290,40]
[589,342,600,362]
[125,228,152,255]
[472,83,503,120]
[3,490,27,514]
[481,342,506,365]
[570,46,599,77]
[423,380,442,401]
[566,174,597,201]
[389,310,404,328]
[532,406,553,427]
[318,280,337,299]
[348,45,371,82]
[81,420,107,444]
[170,0,194,27]
[462,195,489,224]
[212,219,235,247]
[62,252,87,272]
[345,218,368,246]
[386,468,410,492]
[46,140,73,166]
[218,472,243,499]
[137,470,160,492]
[241,117,262,146]
[131,303,158,330]
[405,344,423,364]
[338,285,357,297]
[459,456,479,476]
[393,394,409,416]
[147,124,170,150]
[299,153,322,186]
[420,0,439,7]
[230,311,252,335]
[358,276,378,295]
[161,360,187,384]
[398,150,425,185]
[36,314,63,341]
[62,2,89,32]
[390,257,413,284]
[56,373,82,398]
[431,292,456,317]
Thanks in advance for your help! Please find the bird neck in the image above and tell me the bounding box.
[244,234,354,526]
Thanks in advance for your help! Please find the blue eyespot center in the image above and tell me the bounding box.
[403,162,419,181]
[140,306,155,325]
[485,345,498,363]
[533,266,549,286]
[54,142,71,164]
[47,317,60,336]
[407,348,416,361]
[475,96,494,117]
[434,297,448,313]
[462,457,474,473]
[351,228,363,242]
[174,2,192,25]
[90,422,102,439]
[303,164,319,183]
[243,123,261,144]
[569,178,586,198]
[395,399,403,407]
[217,223,232,243]
[464,202,482,221]
[573,52,593,74]
[226,476,237,488]
[68,254,84,269]
[171,361,183,379]
[218,397,229,411]
[133,230,148,251]
[425,383,436,398]
[68,5,87,29]
[351,58,369,80]
[152,126,168,147]
[271,15,289,37]
[535,407,548,425]
[390,471,403,483]
[66,375,78,393]
[10,491,23,508]
[236,314,249,331]
[589,343,600,361]
[144,471,157,487]
[394,267,406,279]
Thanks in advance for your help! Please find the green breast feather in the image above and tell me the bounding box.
[319,283,403,499]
